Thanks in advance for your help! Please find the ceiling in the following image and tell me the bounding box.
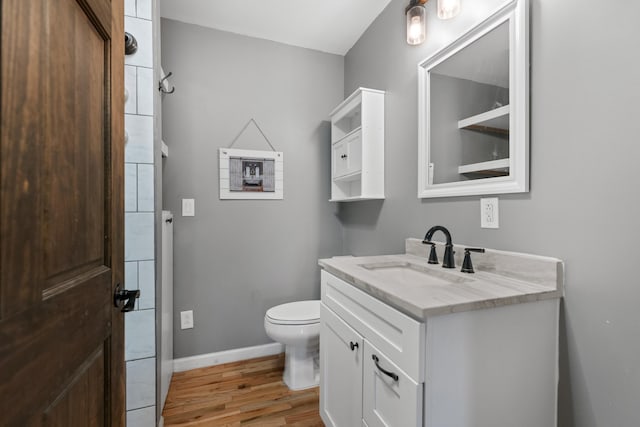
[160,0,394,56]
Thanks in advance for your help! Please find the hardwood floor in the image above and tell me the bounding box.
[163,354,324,426]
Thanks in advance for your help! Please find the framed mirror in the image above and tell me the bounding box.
[417,0,528,198]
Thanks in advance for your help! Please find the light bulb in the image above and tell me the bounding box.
[437,0,461,20]
[406,5,426,45]
[409,16,422,40]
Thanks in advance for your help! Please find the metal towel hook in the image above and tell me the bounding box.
[124,32,138,55]
[159,72,175,94]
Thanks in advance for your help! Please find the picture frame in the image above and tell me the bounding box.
[219,148,284,200]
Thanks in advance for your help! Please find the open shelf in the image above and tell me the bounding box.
[333,171,362,183]
[329,195,385,202]
[334,126,363,145]
[458,158,509,176]
[458,105,509,135]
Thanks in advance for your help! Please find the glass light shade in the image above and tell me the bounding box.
[437,0,461,20]
[406,5,426,45]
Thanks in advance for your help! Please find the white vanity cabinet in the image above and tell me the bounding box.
[329,87,384,202]
[320,270,424,427]
[320,251,561,427]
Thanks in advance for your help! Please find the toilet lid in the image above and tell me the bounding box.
[266,300,320,325]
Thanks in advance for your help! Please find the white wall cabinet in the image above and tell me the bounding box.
[329,88,384,202]
[320,269,559,427]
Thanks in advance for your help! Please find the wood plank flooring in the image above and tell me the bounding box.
[163,353,324,426]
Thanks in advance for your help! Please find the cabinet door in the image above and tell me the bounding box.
[332,139,349,178]
[345,131,362,175]
[320,304,364,427]
[362,341,423,427]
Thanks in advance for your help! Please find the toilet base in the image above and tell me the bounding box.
[282,338,319,390]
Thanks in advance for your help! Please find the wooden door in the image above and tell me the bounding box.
[0,0,125,425]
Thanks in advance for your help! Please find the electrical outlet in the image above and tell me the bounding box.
[180,310,194,329]
[481,197,499,228]
[182,198,195,217]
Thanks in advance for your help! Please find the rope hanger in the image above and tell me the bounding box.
[227,118,277,152]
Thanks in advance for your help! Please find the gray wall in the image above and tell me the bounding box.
[161,19,344,358]
[342,0,640,426]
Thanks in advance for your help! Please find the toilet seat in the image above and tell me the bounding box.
[266,300,320,325]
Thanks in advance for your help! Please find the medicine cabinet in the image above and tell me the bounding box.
[417,0,529,198]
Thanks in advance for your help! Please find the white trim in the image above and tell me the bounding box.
[173,342,284,372]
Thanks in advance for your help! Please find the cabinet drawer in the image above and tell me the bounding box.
[363,341,423,427]
[321,270,425,382]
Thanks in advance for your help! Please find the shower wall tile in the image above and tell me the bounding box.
[125,114,154,163]
[124,17,153,68]
[124,0,157,421]
[125,213,154,261]
[125,65,137,114]
[136,0,152,20]
[125,163,138,211]
[127,405,156,427]
[137,164,155,212]
[125,261,139,290]
[136,66,154,116]
[125,261,140,310]
[124,0,136,18]
[126,357,156,410]
[125,309,156,360]
[138,260,155,310]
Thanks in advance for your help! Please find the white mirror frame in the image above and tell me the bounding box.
[417,0,529,198]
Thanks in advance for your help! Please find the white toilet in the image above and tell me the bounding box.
[264,300,320,390]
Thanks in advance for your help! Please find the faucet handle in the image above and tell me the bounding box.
[461,248,485,273]
[422,240,439,264]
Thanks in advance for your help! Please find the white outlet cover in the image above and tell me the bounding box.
[182,198,195,217]
[180,310,194,329]
[480,197,499,228]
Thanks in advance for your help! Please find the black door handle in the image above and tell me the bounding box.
[349,341,359,351]
[372,354,399,381]
[114,284,140,312]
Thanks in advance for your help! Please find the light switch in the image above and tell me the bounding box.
[180,310,194,329]
[182,198,195,217]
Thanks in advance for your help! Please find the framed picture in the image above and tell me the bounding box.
[219,148,283,199]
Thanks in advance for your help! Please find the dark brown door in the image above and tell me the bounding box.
[0,0,125,425]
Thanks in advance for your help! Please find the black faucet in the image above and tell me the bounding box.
[422,226,455,269]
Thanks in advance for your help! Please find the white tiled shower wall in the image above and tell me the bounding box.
[124,0,157,426]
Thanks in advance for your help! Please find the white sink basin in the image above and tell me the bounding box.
[359,261,474,287]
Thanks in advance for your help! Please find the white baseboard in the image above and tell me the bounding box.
[173,342,284,373]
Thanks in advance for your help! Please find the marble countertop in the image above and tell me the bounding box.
[319,239,564,320]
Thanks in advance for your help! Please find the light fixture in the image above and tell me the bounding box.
[406,0,427,45]
[437,0,461,20]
